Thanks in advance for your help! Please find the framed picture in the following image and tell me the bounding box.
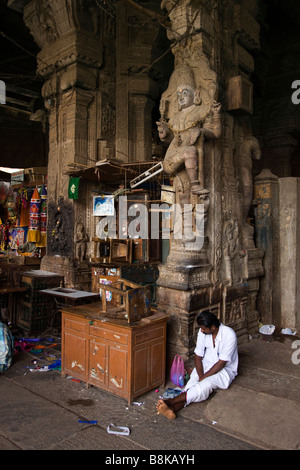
[93,195,115,216]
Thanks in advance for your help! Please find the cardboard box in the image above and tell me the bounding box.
[226,75,253,114]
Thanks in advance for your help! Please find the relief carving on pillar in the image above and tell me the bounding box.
[24,0,100,48]
[224,296,247,324]
[99,93,116,140]
[74,223,89,262]
[24,0,103,87]
[24,0,59,48]
[222,215,247,286]
[237,135,261,247]
[47,197,74,258]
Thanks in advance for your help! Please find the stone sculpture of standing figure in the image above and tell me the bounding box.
[157,64,222,207]
[75,223,88,261]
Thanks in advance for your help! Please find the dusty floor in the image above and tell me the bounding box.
[1,329,300,451]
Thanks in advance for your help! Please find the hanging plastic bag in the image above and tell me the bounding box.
[170,354,185,387]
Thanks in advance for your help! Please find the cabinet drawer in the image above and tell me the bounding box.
[134,326,164,345]
[64,314,88,333]
[90,324,128,345]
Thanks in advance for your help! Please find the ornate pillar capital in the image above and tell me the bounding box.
[22,0,102,98]
[7,0,31,13]
[161,0,216,57]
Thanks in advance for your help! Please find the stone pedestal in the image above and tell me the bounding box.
[157,246,263,361]
[156,284,217,361]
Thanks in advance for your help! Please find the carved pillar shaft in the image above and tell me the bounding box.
[130,94,155,161]
[254,169,279,325]
[115,1,164,162]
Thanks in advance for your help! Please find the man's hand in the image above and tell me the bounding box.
[199,359,226,381]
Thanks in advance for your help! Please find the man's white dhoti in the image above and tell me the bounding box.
[185,367,231,405]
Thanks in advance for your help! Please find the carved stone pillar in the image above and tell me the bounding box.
[156,0,221,361]
[20,0,104,288]
[277,178,300,330]
[255,172,300,331]
[156,0,264,360]
[254,169,279,325]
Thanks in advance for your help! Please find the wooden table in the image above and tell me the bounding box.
[0,286,28,324]
[61,303,168,404]
[40,287,100,306]
[0,261,40,286]
[39,288,100,328]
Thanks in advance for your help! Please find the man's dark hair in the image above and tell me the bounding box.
[196,310,220,328]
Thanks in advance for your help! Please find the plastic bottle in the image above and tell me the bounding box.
[178,375,184,387]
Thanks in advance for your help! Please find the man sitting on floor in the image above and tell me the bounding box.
[156,310,238,420]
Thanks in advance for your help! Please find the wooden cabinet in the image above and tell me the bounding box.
[61,304,168,404]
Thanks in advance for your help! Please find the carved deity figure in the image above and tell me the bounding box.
[239,136,261,226]
[238,136,261,247]
[224,220,247,285]
[75,223,88,261]
[157,64,222,207]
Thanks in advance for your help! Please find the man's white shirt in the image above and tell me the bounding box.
[194,323,238,380]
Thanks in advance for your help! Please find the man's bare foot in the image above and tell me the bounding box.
[156,399,176,420]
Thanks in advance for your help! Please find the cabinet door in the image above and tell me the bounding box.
[149,340,164,385]
[133,345,149,394]
[133,341,164,394]
[62,313,88,381]
[89,339,107,386]
[63,330,88,381]
[133,322,166,396]
[108,344,128,396]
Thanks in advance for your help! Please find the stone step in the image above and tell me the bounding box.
[204,384,300,450]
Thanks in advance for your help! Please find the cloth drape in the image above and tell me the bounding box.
[36,184,47,247]
[27,186,41,243]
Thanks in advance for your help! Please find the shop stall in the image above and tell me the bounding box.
[0,167,48,327]
[65,159,174,307]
